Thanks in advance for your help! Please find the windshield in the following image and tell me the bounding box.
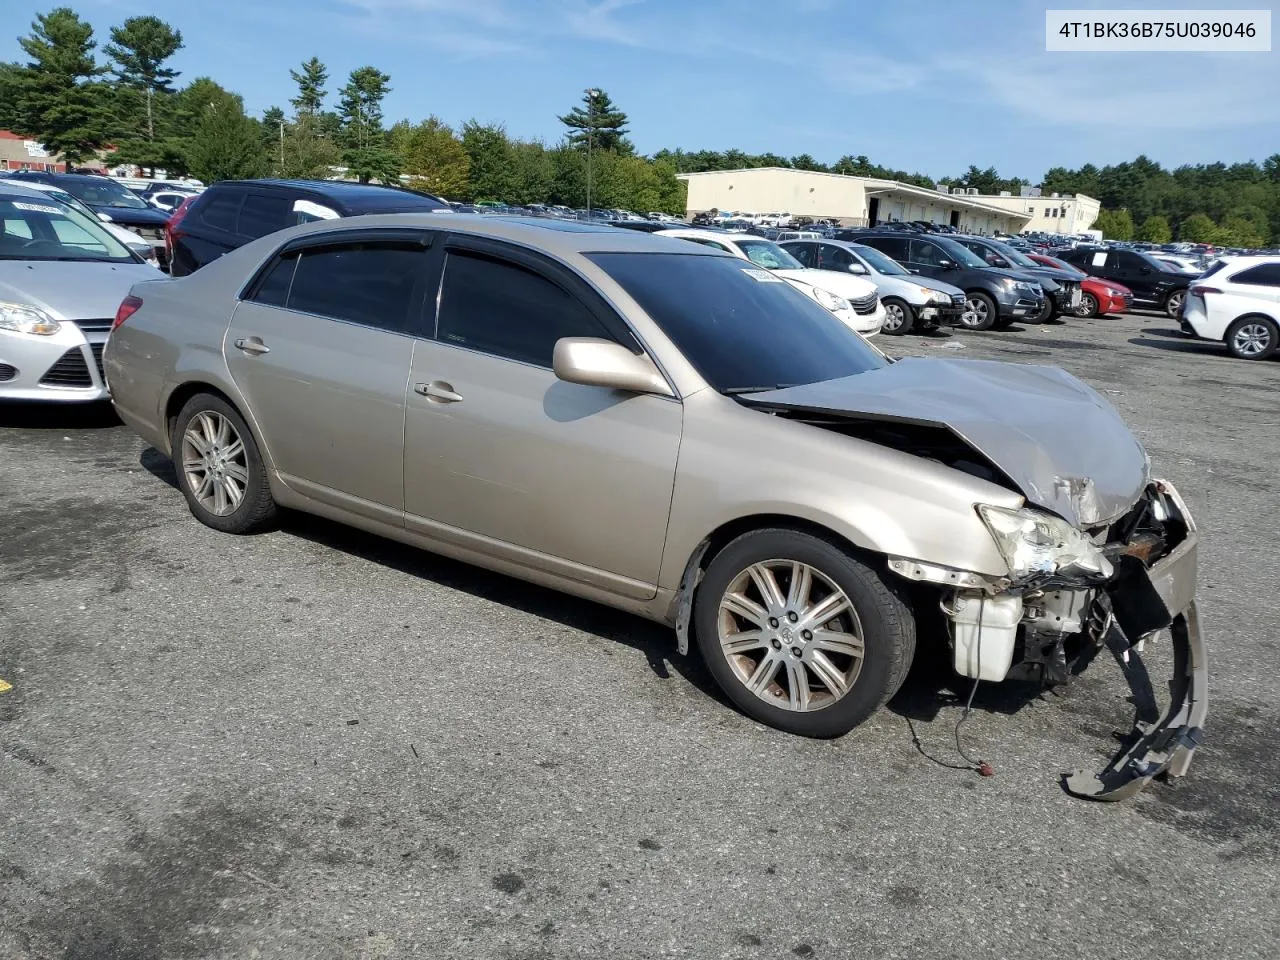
[935,237,989,268]
[734,238,805,270]
[589,251,888,394]
[58,177,149,209]
[850,243,908,276]
[0,194,136,261]
[37,188,99,222]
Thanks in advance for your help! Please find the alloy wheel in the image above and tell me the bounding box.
[882,302,906,332]
[1232,322,1272,358]
[1074,293,1097,318]
[961,297,988,328]
[181,411,249,517]
[1166,291,1185,317]
[717,560,865,712]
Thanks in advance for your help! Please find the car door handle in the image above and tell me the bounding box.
[233,337,270,356]
[415,381,464,403]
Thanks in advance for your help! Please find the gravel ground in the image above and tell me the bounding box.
[1,311,1277,960]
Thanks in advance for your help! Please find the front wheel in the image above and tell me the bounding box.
[880,297,915,335]
[1165,289,1186,319]
[693,529,916,738]
[959,291,998,331]
[1225,316,1279,361]
[1074,292,1099,318]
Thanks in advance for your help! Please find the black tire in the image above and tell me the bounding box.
[1033,296,1054,324]
[1225,315,1279,361]
[959,291,998,331]
[1164,289,1187,319]
[693,528,916,738]
[1074,292,1099,318]
[171,393,277,534]
[880,297,915,335]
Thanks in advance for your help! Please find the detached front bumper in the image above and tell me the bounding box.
[1063,480,1207,800]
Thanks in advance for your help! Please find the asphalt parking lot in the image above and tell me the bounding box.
[2,311,1278,960]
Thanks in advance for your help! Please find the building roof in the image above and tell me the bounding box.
[677,166,1032,221]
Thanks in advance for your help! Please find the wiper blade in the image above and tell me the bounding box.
[722,384,797,395]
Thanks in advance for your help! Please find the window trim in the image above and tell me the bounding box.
[240,231,438,336]
[432,233,642,352]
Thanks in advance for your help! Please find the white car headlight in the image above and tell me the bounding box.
[976,504,1113,581]
[926,288,950,303]
[812,287,851,313]
[0,301,61,336]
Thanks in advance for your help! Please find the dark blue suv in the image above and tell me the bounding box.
[168,179,451,276]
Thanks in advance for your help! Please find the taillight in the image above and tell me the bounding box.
[1190,285,1221,296]
[112,295,143,330]
[165,196,195,257]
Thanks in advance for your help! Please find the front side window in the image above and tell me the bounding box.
[851,244,908,275]
[285,241,426,332]
[818,245,852,268]
[589,251,887,394]
[785,243,816,267]
[910,239,949,266]
[435,250,606,367]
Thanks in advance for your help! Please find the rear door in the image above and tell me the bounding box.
[402,235,682,596]
[226,229,436,524]
[1106,251,1157,302]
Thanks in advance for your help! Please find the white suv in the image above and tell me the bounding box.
[1180,256,1280,360]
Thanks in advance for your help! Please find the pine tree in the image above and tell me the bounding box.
[558,89,630,153]
[337,66,400,183]
[289,57,327,117]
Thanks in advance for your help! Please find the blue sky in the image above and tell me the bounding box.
[6,0,1278,181]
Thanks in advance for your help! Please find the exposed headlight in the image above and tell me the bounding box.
[0,301,61,336]
[1016,282,1041,295]
[812,287,851,313]
[925,288,949,302]
[976,504,1113,581]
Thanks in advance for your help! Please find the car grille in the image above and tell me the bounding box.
[950,293,966,308]
[39,347,94,388]
[0,363,16,382]
[72,318,114,334]
[89,342,106,380]
[850,291,879,315]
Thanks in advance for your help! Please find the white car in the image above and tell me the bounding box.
[4,180,158,265]
[780,238,968,335]
[1180,256,1280,360]
[1154,254,1205,276]
[658,228,885,336]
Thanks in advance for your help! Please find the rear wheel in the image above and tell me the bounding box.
[172,394,277,534]
[1164,289,1186,319]
[959,291,998,331]
[693,529,916,738]
[1074,292,1099,318]
[1225,316,1278,361]
[880,297,914,335]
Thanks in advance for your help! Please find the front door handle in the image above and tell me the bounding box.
[415,380,464,403]
[233,336,270,356]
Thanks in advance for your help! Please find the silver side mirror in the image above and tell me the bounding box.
[553,338,673,397]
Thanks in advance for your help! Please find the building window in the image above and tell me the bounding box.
[1044,207,1051,217]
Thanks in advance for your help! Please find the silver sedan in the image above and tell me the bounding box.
[105,215,1206,799]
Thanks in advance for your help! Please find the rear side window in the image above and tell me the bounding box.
[284,241,427,332]
[1229,263,1280,286]
[863,236,908,261]
[197,191,243,232]
[237,194,293,240]
[247,252,299,307]
[435,250,606,367]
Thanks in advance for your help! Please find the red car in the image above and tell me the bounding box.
[1026,253,1133,317]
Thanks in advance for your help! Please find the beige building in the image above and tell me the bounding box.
[967,190,1100,235]
[679,167,1032,235]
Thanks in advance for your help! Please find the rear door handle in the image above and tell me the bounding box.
[233,337,270,356]
[414,380,464,403]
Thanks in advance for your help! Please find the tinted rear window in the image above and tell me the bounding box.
[198,191,243,232]
[1229,262,1280,286]
[237,194,293,239]
[589,252,887,393]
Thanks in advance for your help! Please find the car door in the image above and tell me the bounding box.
[173,188,245,275]
[1106,251,1156,302]
[226,229,435,525]
[403,235,682,597]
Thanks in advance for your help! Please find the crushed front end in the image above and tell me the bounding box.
[889,479,1207,801]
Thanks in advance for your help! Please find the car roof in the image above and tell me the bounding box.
[657,228,754,240]
[212,178,448,209]
[275,213,731,256]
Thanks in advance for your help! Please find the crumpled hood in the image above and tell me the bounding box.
[743,357,1149,527]
[0,261,161,321]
